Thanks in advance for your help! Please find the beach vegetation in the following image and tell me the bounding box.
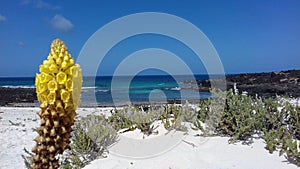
[193,88,300,166]
[60,114,117,169]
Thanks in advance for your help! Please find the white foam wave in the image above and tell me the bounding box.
[0,85,35,89]
[169,87,181,91]
[97,89,109,92]
[82,86,97,89]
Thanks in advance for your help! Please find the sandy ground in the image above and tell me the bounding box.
[0,107,298,169]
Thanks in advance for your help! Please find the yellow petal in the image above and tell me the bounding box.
[37,92,48,105]
[60,89,70,103]
[39,65,50,74]
[61,61,68,69]
[63,55,69,61]
[52,53,58,60]
[47,92,56,104]
[65,79,73,91]
[40,72,52,83]
[60,48,65,53]
[56,57,62,65]
[65,66,73,76]
[47,80,57,92]
[64,102,74,110]
[69,58,74,65]
[43,60,50,66]
[47,54,52,60]
[37,83,47,93]
[35,74,41,88]
[55,100,63,111]
[49,64,58,73]
[56,72,67,84]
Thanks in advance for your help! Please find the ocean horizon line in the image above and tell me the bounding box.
[1,68,299,78]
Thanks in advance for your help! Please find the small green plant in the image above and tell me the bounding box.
[219,89,257,143]
[108,108,134,131]
[107,106,163,137]
[61,114,117,169]
[21,148,34,169]
[160,103,192,132]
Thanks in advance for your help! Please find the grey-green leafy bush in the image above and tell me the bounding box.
[108,106,161,136]
[193,89,226,135]
[194,88,300,166]
[61,114,118,169]
[160,101,197,132]
[219,89,258,143]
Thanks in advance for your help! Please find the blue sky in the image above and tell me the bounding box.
[0,0,300,77]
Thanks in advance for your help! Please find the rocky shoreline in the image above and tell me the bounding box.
[194,69,300,98]
[0,87,38,106]
[1,70,299,106]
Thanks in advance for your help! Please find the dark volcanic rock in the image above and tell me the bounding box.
[193,70,300,98]
[0,87,37,106]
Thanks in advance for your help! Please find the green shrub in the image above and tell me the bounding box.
[193,88,300,166]
[61,114,117,169]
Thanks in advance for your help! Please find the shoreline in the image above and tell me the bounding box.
[0,86,204,107]
[1,69,300,107]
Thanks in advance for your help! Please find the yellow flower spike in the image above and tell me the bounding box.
[33,38,82,169]
[47,80,57,92]
[56,72,67,84]
[60,89,70,103]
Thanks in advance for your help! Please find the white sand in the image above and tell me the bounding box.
[0,107,298,169]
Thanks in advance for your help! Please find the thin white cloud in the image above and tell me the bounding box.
[18,41,25,48]
[0,14,6,23]
[20,0,31,5]
[20,0,60,10]
[36,0,60,10]
[50,15,74,32]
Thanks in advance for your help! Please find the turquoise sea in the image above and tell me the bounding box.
[0,75,211,106]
